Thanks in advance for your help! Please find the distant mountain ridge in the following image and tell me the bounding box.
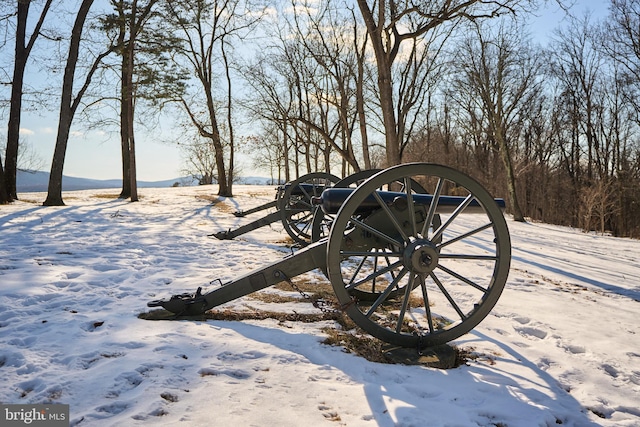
[16,170,272,192]
[16,170,186,192]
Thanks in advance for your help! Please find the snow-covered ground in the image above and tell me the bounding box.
[1,184,638,427]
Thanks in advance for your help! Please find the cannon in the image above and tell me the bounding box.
[213,172,340,245]
[148,163,511,349]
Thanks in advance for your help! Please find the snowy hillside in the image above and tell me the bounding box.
[1,185,638,426]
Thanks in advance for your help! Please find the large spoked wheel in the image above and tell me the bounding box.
[279,172,340,245]
[326,163,511,348]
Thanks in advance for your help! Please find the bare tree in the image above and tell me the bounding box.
[547,13,604,183]
[44,0,104,206]
[163,0,261,197]
[290,0,364,174]
[2,0,52,202]
[242,51,298,181]
[451,21,541,221]
[605,0,640,114]
[355,0,539,166]
[180,134,218,185]
[579,178,618,234]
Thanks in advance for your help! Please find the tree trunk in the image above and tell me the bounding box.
[356,55,371,170]
[118,9,131,199]
[127,40,138,202]
[129,123,138,202]
[357,0,400,166]
[200,78,228,195]
[119,64,132,198]
[126,34,138,202]
[44,0,94,206]
[4,2,29,201]
[0,159,8,204]
[222,38,234,196]
[496,131,525,222]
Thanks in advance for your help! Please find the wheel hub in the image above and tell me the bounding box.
[403,239,439,274]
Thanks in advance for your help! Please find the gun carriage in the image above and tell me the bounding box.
[214,172,340,245]
[149,163,511,349]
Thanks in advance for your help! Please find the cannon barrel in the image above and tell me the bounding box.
[317,188,505,215]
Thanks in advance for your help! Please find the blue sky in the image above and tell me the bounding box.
[15,0,611,182]
[21,114,185,182]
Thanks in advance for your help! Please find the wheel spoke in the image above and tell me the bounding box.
[371,251,379,294]
[382,253,399,283]
[429,271,467,321]
[436,264,489,293]
[343,258,404,290]
[432,194,475,242]
[365,268,409,317]
[396,272,416,333]
[438,222,493,249]
[421,177,445,238]
[290,211,313,226]
[403,177,418,237]
[419,276,435,333]
[372,191,410,242]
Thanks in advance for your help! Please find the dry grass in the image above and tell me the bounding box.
[91,193,122,199]
[15,198,41,204]
[195,194,221,204]
[321,327,392,363]
[200,195,237,214]
[272,277,338,303]
[204,307,343,324]
[271,235,297,245]
[247,292,302,304]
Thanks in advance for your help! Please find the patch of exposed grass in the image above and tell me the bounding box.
[273,276,337,301]
[197,194,222,204]
[205,307,342,324]
[92,193,121,199]
[272,235,297,245]
[14,197,42,204]
[455,346,496,366]
[321,327,393,364]
[247,191,275,198]
[247,292,302,304]
[203,306,394,363]
[205,196,238,214]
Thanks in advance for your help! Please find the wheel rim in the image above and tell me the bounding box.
[280,172,340,245]
[326,163,511,348]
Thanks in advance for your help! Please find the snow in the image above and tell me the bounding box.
[1,184,639,427]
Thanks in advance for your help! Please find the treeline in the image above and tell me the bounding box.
[243,2,640,238]
[1,1,639,237]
